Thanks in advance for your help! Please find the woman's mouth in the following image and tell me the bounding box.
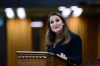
[54,26,59,29]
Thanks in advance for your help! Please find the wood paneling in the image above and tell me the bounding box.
[40,19,46,51]
[97,19,100,59]
[7,19,33,66]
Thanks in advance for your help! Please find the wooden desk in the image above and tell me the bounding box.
[17,51,74,66]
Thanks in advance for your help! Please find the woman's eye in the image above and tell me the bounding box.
[56,19,59,22]
[50,21,54,24]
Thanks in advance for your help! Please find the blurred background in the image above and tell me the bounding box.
[0,0,100,66]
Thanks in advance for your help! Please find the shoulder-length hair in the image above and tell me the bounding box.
[45,12,71,46]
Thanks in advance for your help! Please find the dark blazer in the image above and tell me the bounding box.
[47,32,82,65]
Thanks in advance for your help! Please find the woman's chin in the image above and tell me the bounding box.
[54,31,61,34]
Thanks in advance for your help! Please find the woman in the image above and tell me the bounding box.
[45,12,82,66]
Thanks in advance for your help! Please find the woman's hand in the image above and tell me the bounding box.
[57,53,67,60]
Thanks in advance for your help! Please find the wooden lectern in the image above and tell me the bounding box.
[17,51,74,66]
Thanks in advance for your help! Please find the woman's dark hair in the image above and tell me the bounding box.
[45,12,71,46]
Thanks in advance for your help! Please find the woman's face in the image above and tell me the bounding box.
[49,15,64,34]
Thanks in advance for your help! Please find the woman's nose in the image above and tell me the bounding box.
[54,22,57,25]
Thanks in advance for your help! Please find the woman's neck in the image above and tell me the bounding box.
[56,33,62,41]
